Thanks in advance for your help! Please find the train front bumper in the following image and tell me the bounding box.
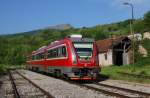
[67,67,100,80]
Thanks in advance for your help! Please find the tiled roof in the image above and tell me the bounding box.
[96,36,127,53]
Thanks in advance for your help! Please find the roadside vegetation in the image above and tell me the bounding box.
[101,65,150,83]
[0,64,8,75]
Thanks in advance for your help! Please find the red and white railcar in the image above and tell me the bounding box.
[26,34,101,80]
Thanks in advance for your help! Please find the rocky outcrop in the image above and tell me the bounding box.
[44,24,73,30]
[138,45,148,57]
[143,32,150,39]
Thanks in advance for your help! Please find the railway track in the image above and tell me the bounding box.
[29,70,150,98]
[95,83,150,97]
[13,69,150,98]
[62,79,150,98]
[8,70,54,98]
[87,83,150,98]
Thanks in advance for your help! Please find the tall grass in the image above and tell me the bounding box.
[101,65,150,83]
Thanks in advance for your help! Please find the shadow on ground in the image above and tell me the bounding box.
[30,70,110,84]
[75,74,110,84]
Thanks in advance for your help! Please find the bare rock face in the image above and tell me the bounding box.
[143,32,150,39]
[138,45,148,57]
[128,33,142,41]
[44,24,73,30]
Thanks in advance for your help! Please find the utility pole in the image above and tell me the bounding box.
[123,2,135,64]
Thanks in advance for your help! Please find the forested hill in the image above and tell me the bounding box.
[0,11,150,65]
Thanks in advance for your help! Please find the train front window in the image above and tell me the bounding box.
[73,43,93,59]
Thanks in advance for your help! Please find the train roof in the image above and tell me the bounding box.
[46,37,95,48]
[32,46,47,55]
[67,34,95,42]
[31,34,95,55]
[68,37,94,43]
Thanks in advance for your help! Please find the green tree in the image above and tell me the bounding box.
[143,11,150,31]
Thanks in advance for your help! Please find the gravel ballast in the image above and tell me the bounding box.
[18,70,114,98]
[0,75,14,98]
[1,69,149,98]
[99,79,150,94]
[11,71,47,98]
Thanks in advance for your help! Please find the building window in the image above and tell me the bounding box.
[104,53,107,60]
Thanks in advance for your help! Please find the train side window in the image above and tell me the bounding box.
[32,55,36,60]
[48,50,53,58]
[38,54,40,60]
[47,45,66,59]
[62,46,66,57]
[58,47,62,57]
[36,54,39,60]
[32,55,34,60]
[53,48,58,57]
[34,52,44,60]
[41,53,44,59]
[39,53,44,59]
[48,48,58,58]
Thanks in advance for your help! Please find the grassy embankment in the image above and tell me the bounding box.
[0,64,24,76]
[0,64,8,75]
[100,39,150,83]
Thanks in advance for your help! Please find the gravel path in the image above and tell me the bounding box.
[18,70,114,98]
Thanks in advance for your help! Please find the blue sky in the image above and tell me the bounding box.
[0,0,150,34]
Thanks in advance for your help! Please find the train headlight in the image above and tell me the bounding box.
[72,54,76,64]
[70,44,76,64]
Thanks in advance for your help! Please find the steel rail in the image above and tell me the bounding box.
[16,71,55,98]
[8,70,20,98]
[58,79,131,98]
[26,70,150,98]
[95,83,150,97]
[82,84,131,98]
[39,71,134,98]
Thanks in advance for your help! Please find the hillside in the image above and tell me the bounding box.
[0,11,150,65]
[2,24,73,37]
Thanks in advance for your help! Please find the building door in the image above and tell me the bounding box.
[113,50,123,65]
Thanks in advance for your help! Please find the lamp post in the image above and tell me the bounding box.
[123,2,135,64]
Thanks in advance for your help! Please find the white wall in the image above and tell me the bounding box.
[123,50,132,65]
[123,52,129,65]
[98,49,113,66]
